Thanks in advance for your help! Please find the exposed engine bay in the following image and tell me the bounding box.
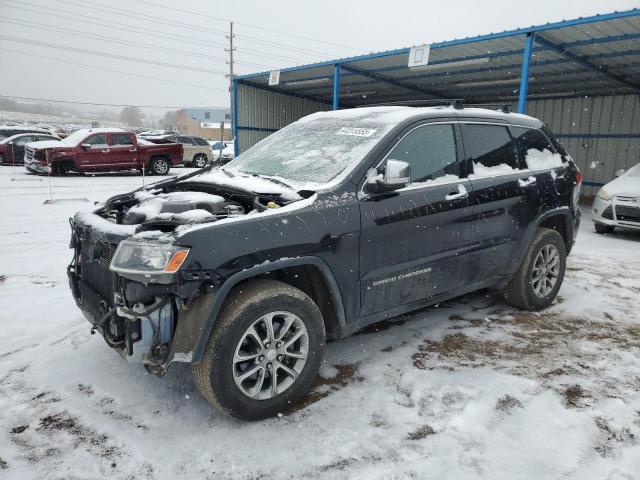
[68,169,310,373]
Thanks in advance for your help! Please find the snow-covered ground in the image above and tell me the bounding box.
[1,166,639,480]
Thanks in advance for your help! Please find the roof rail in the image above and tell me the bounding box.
[356,98,465,109]
[355,98,512,112]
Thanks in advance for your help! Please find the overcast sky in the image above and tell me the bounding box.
[1,0,638,115]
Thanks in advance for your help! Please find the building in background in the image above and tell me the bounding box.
[176,108,233,140]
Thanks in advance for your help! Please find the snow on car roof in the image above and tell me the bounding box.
[297,105,542,127]
[0,125,51,132]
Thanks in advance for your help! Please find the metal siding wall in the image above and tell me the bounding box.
[236,83,329,153]
[526,94,640,196]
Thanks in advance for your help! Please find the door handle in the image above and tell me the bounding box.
[518,176,537,187]
[101,149,110,153]
[445,184,468,201]
[129,148,137,152]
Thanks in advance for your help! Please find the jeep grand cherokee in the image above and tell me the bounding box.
[67,106,581,420]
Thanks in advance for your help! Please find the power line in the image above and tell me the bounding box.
[134,0,367,53]
[3,48,226,92]
[3,2,224,48]
[0,94,224,109]
[3,1,318,66]
[0,17,271,69]
[0,34,228,74]
[49,0,339,59]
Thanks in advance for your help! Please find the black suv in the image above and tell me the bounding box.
[68,106,581,420]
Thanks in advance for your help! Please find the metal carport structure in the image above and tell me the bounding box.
[233,9,640,194]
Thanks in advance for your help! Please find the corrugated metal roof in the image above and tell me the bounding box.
[236,9,640,107]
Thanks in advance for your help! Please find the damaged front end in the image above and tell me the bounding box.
[67,173,297,374]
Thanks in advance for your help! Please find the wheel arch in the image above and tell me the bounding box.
[499,207,575,289]
[191,256,346,364]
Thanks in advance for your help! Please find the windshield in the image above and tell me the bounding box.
[624,163,640,177]
[227,114,394,185]
[58,129,93,146]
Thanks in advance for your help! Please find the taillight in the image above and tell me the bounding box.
[575,170,583,184]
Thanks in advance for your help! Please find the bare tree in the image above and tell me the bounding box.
[119,106,144,127]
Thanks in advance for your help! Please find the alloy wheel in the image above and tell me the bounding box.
[232,311,309,400]
[531,244,560,297]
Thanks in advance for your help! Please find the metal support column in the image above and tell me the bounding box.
[332,63,340,110]
[518,33,536,114]
[232,78,238,157]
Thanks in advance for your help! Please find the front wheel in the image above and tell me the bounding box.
[594,222,614,234]
[193,154,207,168]
[149,157,170,175]
[193,279,325,420]
[503,227,566,311]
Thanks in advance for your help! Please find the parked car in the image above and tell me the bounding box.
[68,106,581,420]
[591,162,640,233]
[24,128,183,175]
[0,125,57,140]
[211,140,234,164]
[147,135,211,168]
[0,133,60,165]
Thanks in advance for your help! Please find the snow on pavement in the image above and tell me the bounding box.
[1,167,639,479]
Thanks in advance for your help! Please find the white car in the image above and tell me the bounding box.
[591,163,640,233]
[210,141,234,164]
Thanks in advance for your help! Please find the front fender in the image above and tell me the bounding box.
[169,256,346,367]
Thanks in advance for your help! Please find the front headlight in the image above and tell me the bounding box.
[110,239,189,275]
[597,188,612,201]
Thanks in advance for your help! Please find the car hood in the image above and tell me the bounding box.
[603,163,640,196]
[27,140,64,149]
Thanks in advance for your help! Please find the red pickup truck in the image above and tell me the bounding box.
[24,128,183,175]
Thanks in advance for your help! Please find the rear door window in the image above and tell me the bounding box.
[383,123,460,183]
[111,133,134,146]
[461,124,519,176]
[511,127,564,170]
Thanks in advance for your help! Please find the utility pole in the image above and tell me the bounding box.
[226,21,235,131]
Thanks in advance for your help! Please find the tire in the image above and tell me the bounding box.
[149,157,170,175]
[193,154,207,168]
[193,279,325,420]
[51,161,68,176]
[503,227,566,311]
[594,222,614,234]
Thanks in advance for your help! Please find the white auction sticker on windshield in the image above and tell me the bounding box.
[336,127,377,137]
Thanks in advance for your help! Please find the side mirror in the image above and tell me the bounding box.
[81,143,91,150]
[364,159,411,195]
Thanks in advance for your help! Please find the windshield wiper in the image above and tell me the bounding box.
[250,173,294,190]
[221,168,234,178]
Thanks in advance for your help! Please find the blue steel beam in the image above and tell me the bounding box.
[518,33,536,113]
[232,78,238,157]
[333,64,340,110]
[272,45,640,92]
[339,64,446,99]
[534,34,640,93]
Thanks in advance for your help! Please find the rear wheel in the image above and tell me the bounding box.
[149,157,170,175]
[193,154,207,168]
[594,222,614,234]
[193,279,325,420]
[503,227,566,311]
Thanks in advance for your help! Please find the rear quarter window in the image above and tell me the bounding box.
[512,127,564,170]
